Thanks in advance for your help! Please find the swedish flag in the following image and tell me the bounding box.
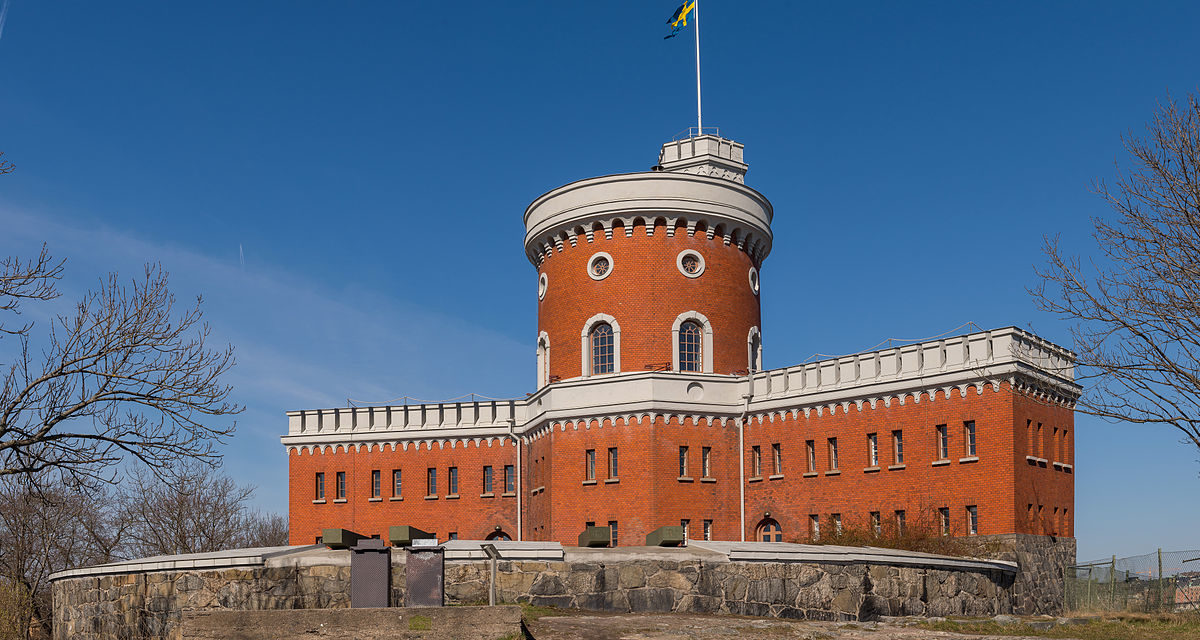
[664,1,696,39]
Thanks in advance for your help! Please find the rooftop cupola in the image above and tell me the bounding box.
[658,134,748,184]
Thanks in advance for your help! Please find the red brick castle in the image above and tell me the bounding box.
[285,135,1078,548]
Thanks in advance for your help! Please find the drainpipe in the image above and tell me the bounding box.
[509,419,522,541]
[739,386,753,542]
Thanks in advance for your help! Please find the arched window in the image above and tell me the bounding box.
[747,327,762,372]
[672,311,713,373]
[756,518,783,542]
[678,321,703,372]
[590,323,614,375]
[580,313,621,376]
[536,332,550,388]
[486,530,512,541]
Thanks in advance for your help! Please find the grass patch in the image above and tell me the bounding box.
[407,614,432,631]
[519,602,561,622]
[920,613,1200,640]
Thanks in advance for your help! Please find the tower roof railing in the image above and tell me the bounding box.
[672,126,723,140]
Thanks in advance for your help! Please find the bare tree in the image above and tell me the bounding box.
[0,152,13,176]
[1032,91,1200,455]
[117,462,287,557]
[0,250,241,482]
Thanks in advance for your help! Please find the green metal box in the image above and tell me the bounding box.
[578,525,612,548]
[388,525,435,547]
[322,528,365,549]
[646,525,685,547]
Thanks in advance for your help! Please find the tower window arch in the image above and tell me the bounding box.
[756,518,783,542]
[671,311,714,373]
[747,327,763,373]
[580,313,621,377]
[536,331,551,388]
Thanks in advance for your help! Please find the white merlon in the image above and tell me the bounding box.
[281,327,1078,452]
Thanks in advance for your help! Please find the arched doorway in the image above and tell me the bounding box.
[756,518,782,542]
[485,530,512,541]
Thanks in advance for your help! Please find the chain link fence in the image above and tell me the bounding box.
[1067,549,1200,613]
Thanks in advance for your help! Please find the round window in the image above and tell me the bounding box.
[748,266,760,295]
[538,273,548,301]
[676,250,706,278]
[588,252,614,281]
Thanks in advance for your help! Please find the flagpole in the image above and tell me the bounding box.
[693,0,702,136]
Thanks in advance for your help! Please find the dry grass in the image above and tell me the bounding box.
[922,612,1200,640]
[799,509,1000,558]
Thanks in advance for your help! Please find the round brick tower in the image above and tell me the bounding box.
[524,136,774,387]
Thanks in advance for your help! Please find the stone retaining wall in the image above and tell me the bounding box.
[52,544,1027,640]
[970,534,1076,616]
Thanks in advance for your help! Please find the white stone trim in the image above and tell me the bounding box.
[747,326,763,372]
[581,313,621,376]
[672,311,714,373]
[748,266,760,296]
[537,331,551,388]
[537,273,548,301]
[676,250,706,278]
[587,252,614,281]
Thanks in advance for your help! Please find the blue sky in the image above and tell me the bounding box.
[1,1,1197,562]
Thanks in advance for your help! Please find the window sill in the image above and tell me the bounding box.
[700,477,716,483]
[677,476,694,483]
[1026,455,1048,466]
[932,459,951,467]
[1063,464,1073,473]
[445,494,460,500]
[863,466,880,473]
[824,470,841,476]
[887,464,906,471]
[959,456,979,464]
[582,479,597,486]
[604,478,619,484]
[480,492,495,498]
[312,499,326,504]
[501,492,516,498]
[333,498,347,503]
[747,476,763,483]
[368,497,382,502]
[802,472,818,478]
[389,497,403,502]
[424,495,438,500]
[768,474,784,480]
[531,486,546,495]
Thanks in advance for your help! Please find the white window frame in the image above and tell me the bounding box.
[580,313,621,376]
[747,326,763,372]
[536,331,551,388]
[671,310,714,373]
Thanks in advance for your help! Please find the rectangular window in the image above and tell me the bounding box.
[504,464,515,494]
[448,467,458,495]
[936,424,948,459]
[870,511,881,536]
[448,532,458,540]
[585,449,596,481]
[772,443,782,474]
[315,472,325,500]
[751,445,761,477]
[895,510,906,535]
[703,519,713,541]
[392,469,402,498]
[832,513,842,536]
[1027,419,1034,456]
[806,440,816,472]
[702,446,712,477]
[426,468,437,496]
[964,421,977,457]
[336,471,346,499]
[892,430,904,465]
[608,521,619,547]
[1037,422,1043,457]
[938,507,951,536]
[827,438,839,470]
[967,505,979,535]
[867,433,879,467]
[679,446,689,477]
[1062,430,1070,462]
[681,518,690,540]
[483,465,493,494]
[371,470,380,498]
[608,447,619,478]
[809,514,820,541]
